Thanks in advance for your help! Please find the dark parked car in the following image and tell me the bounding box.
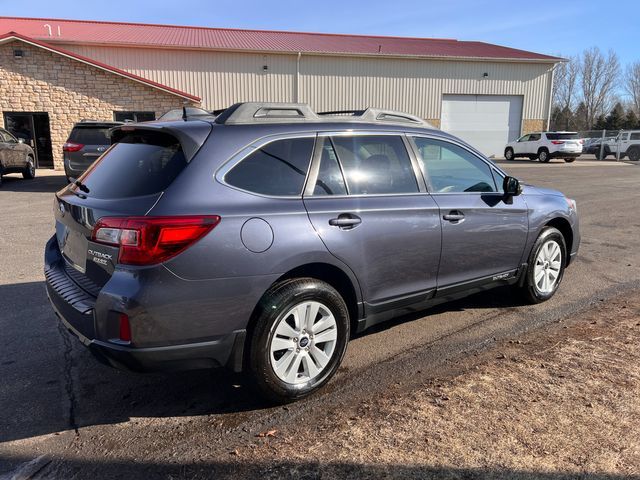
[63,120,123,181]
[45,103,580,402]
[0,127,36,186]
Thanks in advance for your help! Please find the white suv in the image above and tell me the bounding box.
[504,132,583,163]
[595,130,640,161]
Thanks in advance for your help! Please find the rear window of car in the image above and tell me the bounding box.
[77,131,187,199]
[69,127,112,145]
[225,137,315,196]
[546,133,579,140]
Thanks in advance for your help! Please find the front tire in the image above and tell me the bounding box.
[248,278,350,403]
[504,147,514,160]
[22,156,36,179]
[519,227,566,304]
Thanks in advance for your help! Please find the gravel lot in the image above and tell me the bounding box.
[0,158,639,479]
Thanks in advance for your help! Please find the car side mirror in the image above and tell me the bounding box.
[503,176,522,197]
[17,138,24,144]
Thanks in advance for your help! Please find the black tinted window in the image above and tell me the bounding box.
[225,137,314,196]
[330,135,418,195]
[114,111,156,122]
[78,132,187,199]
[413,137,497,193]
[313,138,347,196]
[546,133,578,140]
[69,127,111,145]
[630,132,640,140]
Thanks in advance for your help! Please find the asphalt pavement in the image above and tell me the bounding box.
[1,159,639,478]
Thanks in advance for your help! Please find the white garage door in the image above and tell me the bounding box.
[441,95,523,158]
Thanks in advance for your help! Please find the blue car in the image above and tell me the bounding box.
[45,102,580,402]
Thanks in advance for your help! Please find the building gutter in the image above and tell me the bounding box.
[546,63,557,131]
[296,52,302,102]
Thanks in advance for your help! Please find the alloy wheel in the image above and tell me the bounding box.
[533,240,562,294]
[269,300,338,385]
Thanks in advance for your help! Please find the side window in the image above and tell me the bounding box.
[631,132,640,141]
[329,135,419,195]
[225,137,314,196]
[529,134,541,141]
[412,137,497,193]
[518,135,530,142]
[313,138,347,196]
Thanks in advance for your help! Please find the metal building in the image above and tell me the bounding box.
[0,16,561,168]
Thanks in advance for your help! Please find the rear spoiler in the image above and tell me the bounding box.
[109,120,212,162]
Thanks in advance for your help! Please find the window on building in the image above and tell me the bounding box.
[113,111,156,123]
[225,137,315,196]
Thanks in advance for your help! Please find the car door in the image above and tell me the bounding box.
[0,130,9,168]
[409,135,528,292]
[3,130,25,167]
[513,134,530,155]
[303,133,442,313]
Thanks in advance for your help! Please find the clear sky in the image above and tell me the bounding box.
[2,0,639,66]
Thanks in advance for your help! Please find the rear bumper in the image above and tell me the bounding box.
[550,151,581,158]
[45,236,245,372]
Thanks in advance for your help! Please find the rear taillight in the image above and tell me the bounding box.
[91,216,221,266]
[551,140,564,145]
[63,142,84,152]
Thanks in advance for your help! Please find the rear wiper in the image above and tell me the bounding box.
[70,177,90,193]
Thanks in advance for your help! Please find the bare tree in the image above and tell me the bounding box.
[580,47,620,129]
[624,61,640,113]
[553,55,579,111]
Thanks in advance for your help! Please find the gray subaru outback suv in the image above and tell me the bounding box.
[45,102,580,402]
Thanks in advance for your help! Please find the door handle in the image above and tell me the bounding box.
[329,214,362,229]
[443,211,465,222]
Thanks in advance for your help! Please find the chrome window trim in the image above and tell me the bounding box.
[407,134,509,195]
[215,132,318,200]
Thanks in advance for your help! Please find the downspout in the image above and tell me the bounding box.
[546,63,557,131]
[295,52,301,103]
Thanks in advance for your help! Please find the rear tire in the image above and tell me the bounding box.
[248,278,350,403]
[504,147,514,160]
[22,156,36,179]
[518,227,566,304]
[596,148,609,160]
[537,148,550,163]
[628,148,640,161]
[564,158,576,163]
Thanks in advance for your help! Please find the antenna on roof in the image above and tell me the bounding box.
[182,101,188,121]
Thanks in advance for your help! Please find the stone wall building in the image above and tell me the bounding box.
[0,32,198,170]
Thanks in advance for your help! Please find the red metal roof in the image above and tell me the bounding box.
[0,31,200,101]
[0,16,561,62]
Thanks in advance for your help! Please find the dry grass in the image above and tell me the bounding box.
[235,295,640,479]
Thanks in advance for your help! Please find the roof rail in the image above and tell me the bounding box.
[215,102,434,128]
[215,102,319,125]
[319,108,432,127]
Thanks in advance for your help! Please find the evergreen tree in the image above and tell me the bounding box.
[574,102,589,131]
[624,109,639,129]
[604,102,625,130]
[594,114,607,130]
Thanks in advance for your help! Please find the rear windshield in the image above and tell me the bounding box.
[69,126,113,145]
[546,133,579,140]
[77,131,187,199]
